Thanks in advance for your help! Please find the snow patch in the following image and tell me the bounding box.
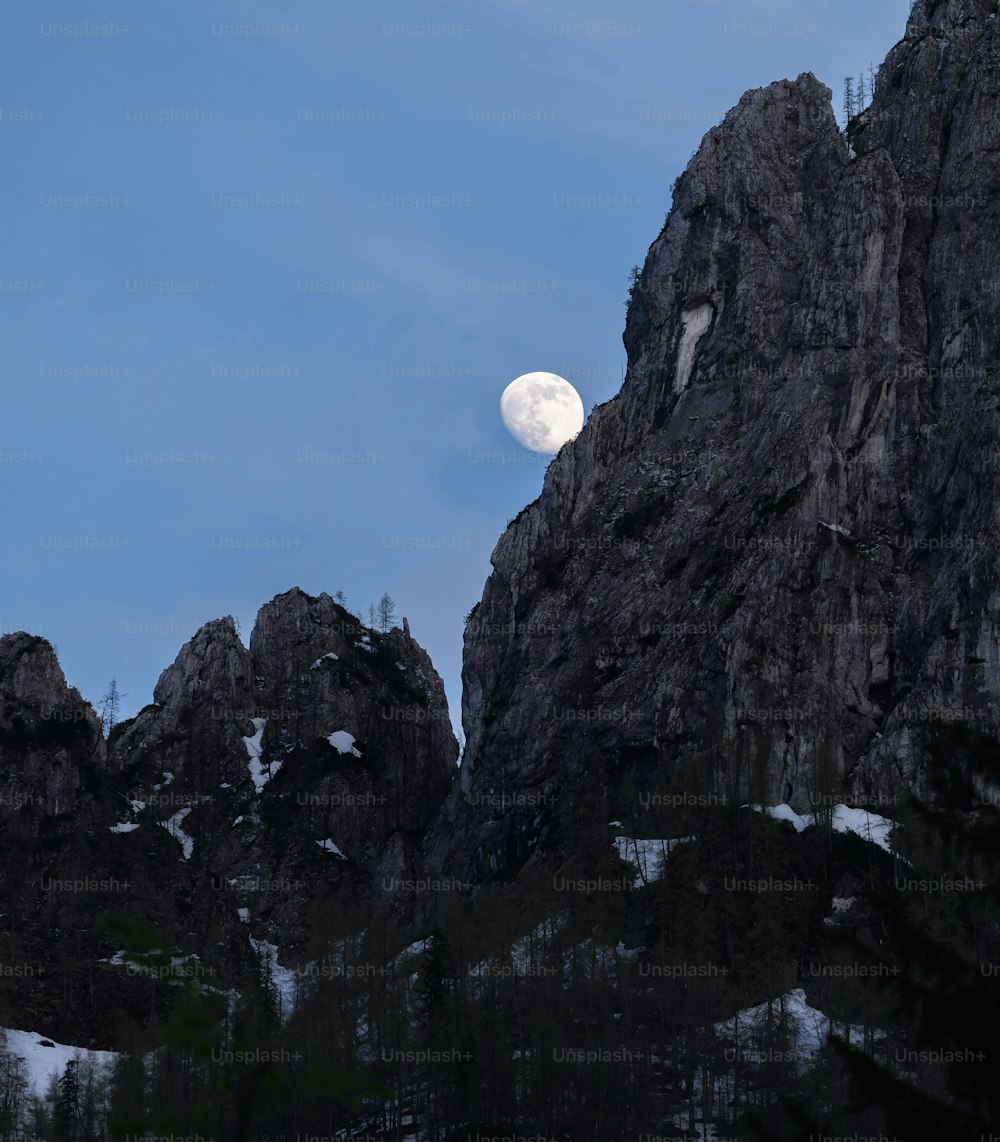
[101,949,147,967]
[244,717,282,793]
[824,895,855,926]
[309,651,339,669]
[227,874,268,891]
[237,908,250,923]
[714,988,883,1070]
[2,1028,117,1101]
[315,837,348,858]
[744,803,901,855]
[326,729,362,757]
[98,950,209,991]
[394,938,430,969]
[755,803,809,830]
[820,521,852,537]
[613,835,696,886]
[160,807,194,861]
[829,804,898,852]
[109,821,140,834]
[249,939,297,1021]
[674,301,714,393]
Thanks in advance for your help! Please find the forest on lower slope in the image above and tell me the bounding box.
[0,724,998,1142]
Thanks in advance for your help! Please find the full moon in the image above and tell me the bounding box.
[500,372,585,453]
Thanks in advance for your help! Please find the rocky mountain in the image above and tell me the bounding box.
[0,588,456,1044]
[0,632,106,822]
[3,3,1000,1134]
[114,588,456,919]
[432,0,1000,885]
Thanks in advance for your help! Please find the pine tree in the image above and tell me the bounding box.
[843,76,856,124]
[98,678,125,739]
[376,592,397,635]
[416,926,453,1021]
[107,1016,148,1142]
[54,1059,81,1142]
[0,1031,28,1137]
[255,940,282,1029]
[626,264,642,307]
[24,1090,50,1140]
[76,1056,105,1141]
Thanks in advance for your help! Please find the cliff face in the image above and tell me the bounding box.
[114,588,456,884]
[248,588,456,843]
[0,635,108,986]
[433,0,1000,883]
[0,633,105,823]
[110,588,457,934]
[0,589,456,1043]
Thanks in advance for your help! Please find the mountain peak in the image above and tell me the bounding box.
[435,1,1000,884]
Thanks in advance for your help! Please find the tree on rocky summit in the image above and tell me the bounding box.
[376,592,398,634]
[364,592,398,634]
[843,76,856,123]
[98,678,125,738]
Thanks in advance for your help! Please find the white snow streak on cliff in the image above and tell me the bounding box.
[244,717,282,793]
[160,807,194,860]
[674,302,713,393]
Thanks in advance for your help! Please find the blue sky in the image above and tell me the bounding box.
[2,0,908,740]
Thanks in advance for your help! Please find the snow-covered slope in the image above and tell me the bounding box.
[744,803,902,855]
[3,1028,117,1100]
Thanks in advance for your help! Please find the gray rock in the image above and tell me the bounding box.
[108,587,458,937]
[0,632,104,820]
[0,588,457,1041]
[432,0,1000,884]
[117,615,255,790]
